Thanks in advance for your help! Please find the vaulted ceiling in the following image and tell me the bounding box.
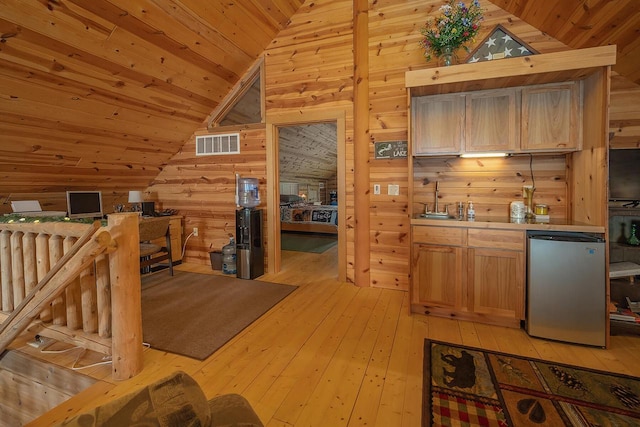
[1,0,638,200]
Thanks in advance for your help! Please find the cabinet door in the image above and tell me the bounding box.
[468,248,524,319]
[412,94,465,155]
[412,243,465,309]
[465,89,518,152]
[521,82,580,151]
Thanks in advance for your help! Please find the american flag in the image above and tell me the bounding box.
[466,24,537,63]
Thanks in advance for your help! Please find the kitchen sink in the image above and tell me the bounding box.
[420,213,457,220]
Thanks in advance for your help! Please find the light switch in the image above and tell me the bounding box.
[388,184,399,196]
[373,184,381,195]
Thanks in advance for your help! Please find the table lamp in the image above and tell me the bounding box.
[128,191,143,212]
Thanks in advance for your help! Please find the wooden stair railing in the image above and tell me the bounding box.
[0,213,144,380]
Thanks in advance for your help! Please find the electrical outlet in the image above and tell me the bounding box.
[388,184,400,196]
[373,184,381,195]
[28,335,54,349]
[193,227,199,237]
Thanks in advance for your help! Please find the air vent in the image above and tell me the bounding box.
[196,133,240,155]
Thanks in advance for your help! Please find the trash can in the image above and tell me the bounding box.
[209,250,222,270]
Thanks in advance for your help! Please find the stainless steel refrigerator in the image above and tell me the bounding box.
[526,231,606,347]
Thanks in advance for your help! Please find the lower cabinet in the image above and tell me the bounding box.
[468,248,524,320]
[412,244,465,309]
[411,225,525,327]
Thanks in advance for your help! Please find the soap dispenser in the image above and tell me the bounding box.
[467,201,475,220]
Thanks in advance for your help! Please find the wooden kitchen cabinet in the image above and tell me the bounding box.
[411,225,524,326]
[468,229,525,321]
[521,82,581,152]
[412,243,465,309]
[465,89,518,153]
[412,94,465,155]
[468,248,525,320]
[410,82,581,156]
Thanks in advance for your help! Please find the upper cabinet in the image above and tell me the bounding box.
[412,94,465,155]
[521,82,581,152]
[466,89,518,153]
[411,83,579,156]
[406,46,616,157]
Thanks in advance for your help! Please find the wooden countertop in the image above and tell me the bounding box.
[411,216,605,233]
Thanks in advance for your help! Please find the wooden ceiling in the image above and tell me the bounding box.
[1,0,638,201]
[0,0,304,196]
[279,123,338,184]
[491,0,640,84]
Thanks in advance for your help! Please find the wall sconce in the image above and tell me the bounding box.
[128,191,143,212]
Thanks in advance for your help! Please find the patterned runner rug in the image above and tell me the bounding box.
[423,340,640,426]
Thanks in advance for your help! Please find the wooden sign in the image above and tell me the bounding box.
[374,141,407,159]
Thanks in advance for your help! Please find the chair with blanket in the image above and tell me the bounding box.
[55,371,263,426]
[139,217,173,276]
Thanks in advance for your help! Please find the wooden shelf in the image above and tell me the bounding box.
[405,46,616,96]
[609,207,640,217]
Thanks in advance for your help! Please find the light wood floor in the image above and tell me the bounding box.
[20,245,640,426]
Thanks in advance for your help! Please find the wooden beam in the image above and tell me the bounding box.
[353,0,370,287]
[405,45,617,94]
[107,213,143,380]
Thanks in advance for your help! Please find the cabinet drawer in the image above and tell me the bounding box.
[412,226,466,246]
[467,229,524,251]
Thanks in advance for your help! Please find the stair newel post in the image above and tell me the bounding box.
[108,213,143,380]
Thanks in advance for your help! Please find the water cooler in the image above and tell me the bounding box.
[236,177,264,279]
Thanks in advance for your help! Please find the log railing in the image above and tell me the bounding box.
[0,213,143,380]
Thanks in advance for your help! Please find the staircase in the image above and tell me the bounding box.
[0,348,96,426]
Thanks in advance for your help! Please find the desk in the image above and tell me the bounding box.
[142,216,183,263]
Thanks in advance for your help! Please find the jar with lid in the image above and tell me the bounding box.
[510,201,525,219]
[534,204,549,215]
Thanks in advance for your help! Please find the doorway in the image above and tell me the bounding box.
[266,111,346,281]
[278,124,338,274]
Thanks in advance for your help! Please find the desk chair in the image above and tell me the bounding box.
[139,217,173,276]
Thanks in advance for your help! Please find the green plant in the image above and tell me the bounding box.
[419,0,484,62]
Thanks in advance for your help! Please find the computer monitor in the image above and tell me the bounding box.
[66,191,103,219]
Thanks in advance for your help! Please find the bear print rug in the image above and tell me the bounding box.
[423,340,640,426]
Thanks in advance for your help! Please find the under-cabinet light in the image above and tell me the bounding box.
[460,152,509,158]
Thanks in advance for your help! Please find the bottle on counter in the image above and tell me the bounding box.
[457,201,465,219]
[222,237,237,275]
[467,201,475,220]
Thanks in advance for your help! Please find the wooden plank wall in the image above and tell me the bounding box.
[610,76,640,149]
[264,0,356,281]
[411,155,568,219]
[147,128,267,263]
[365,0,568,290]
[153,0,575,289]
[3,0,615,291]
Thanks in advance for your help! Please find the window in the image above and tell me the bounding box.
[208,58,264,128]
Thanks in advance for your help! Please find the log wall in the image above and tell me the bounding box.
[153,0,585,289]
[4,1,634,291]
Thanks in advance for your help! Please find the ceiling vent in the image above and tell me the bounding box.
[196,133,240,155]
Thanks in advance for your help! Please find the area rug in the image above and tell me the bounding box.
[141,271,297,360]
[280,232,337,253]
[423,340,640,426]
